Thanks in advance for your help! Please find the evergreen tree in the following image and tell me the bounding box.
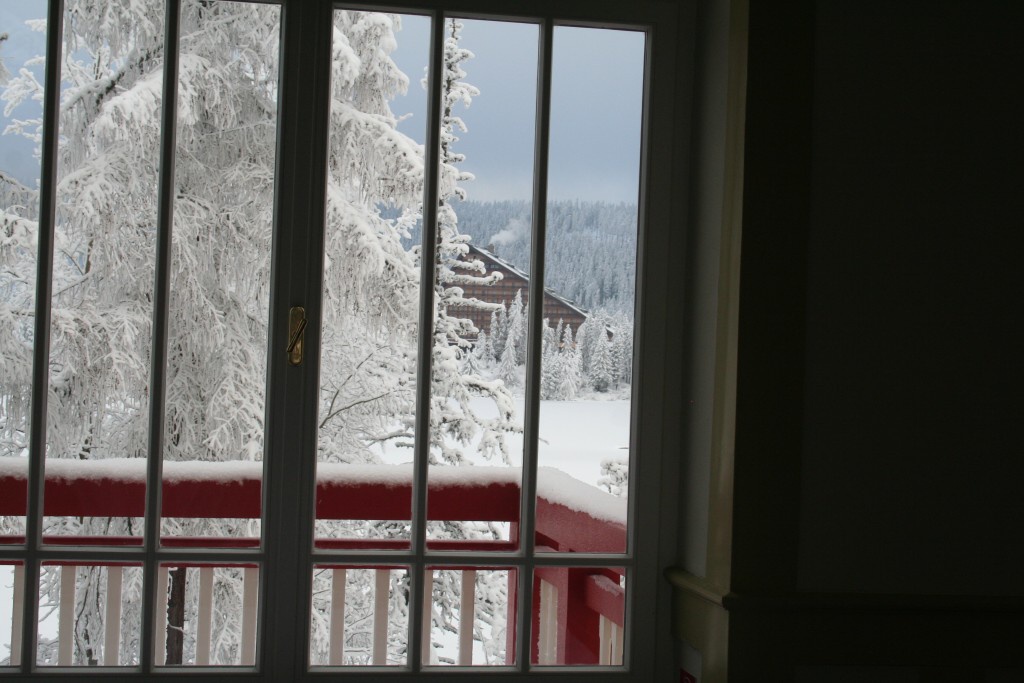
[575,316,594,376]
[504,289,526,365]
[589,332,614,393]
[489,305,506,358]
[474,329,493,368]
[597,457,628,498]
[540,319,559,399]
[557,324,581,400]
[498,327,519,387]
[425,18,517,467]
[610,317,633,387]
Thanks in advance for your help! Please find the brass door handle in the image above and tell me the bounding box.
[287,306,306,366]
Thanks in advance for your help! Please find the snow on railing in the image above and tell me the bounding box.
[0,458,626,666]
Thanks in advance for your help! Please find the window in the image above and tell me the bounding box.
[0,0,679,678]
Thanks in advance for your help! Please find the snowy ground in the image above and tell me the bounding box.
[531,397,631,487]
[373,395,632,490]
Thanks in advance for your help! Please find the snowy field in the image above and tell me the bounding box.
[529,397,631,487]
[374,396,632,490]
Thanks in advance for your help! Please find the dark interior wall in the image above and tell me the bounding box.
[794,0,1024,595]
[735,0,1024,602]
[731,0,815,595]
[696,1,1024,676]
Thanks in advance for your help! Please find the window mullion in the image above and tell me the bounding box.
[258,0,336,679]
[138,0,183,672]
[408,9,448,673]
[19,0,66,672]
[514,15,554,674]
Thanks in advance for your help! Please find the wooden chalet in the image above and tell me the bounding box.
[449,244,589,338]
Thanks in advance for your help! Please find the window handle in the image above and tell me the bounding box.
[287,306,306,366]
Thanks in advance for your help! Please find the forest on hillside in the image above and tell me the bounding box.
[408,199,640,316]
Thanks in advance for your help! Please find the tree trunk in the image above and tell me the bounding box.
[165,567,186,665]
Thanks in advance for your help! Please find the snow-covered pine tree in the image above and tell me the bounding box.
[610,315,633,387]
[504,289,526,365]
[597,457,628,498]
[557,323,581,400]
[498,324,519,387]
[460,342,481,376]
[575,315,594,376]
[540,319,559,399]
[540,317,587,401]
[473,329,493,368]
[488,305,506,359]
[588,330,614,393]
[315,9,428,469]
[426,17,517,467]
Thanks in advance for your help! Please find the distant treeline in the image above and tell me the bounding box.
[404,199,639,316]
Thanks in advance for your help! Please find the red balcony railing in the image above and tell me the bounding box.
[0,458,625,667]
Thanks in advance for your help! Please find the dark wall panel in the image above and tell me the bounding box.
[797,1,1024,593]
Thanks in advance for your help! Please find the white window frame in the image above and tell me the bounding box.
[0,0,685,679]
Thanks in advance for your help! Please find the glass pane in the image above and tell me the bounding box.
[313,10,430,549]
[536,26,645,554]
[531,566,625,666]
[309,565,409,667]
[39,0,166,542]
[1,563,23,666]
[161,0,282,544]
[423,567,513,667]
[154,564,259,667]
[36,563,143,666]
[424,18,538,550]
[0,0,49,543]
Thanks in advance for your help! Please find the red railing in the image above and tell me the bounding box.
[0,459,625,666]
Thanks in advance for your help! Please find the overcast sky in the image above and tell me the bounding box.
[0,4,645,202]
[389,16,646,202]
[0,0,47,186]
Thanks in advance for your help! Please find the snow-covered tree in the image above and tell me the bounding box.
[597,457,628,498]
[0,31,41,416]
[0,32,10,84]
[425,18,517,467]
[498,326,518,387]
[557,324,581,400]
[0,2,514,666]
[473,329,493,367]
[610,317,633,387]
[588,331,614,393]
[0,0,289,662]
[540,319,559,399]
[488,306,506,359]
[504,289,526,365]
